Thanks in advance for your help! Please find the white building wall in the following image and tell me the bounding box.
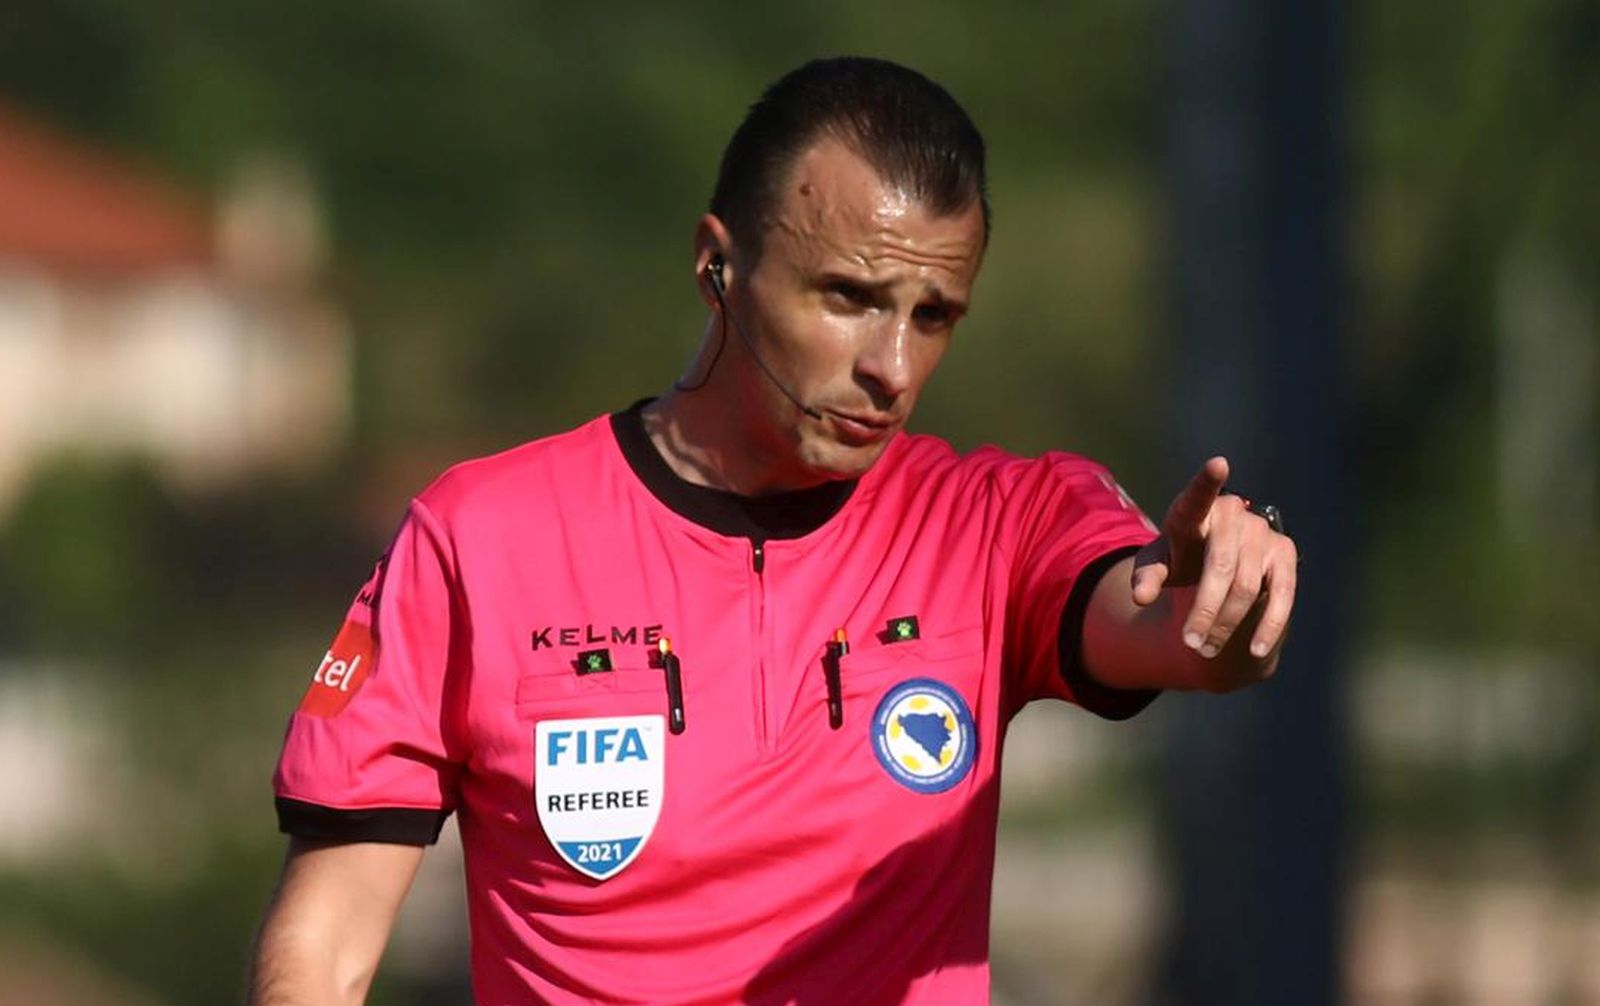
[0,267,65,506]
[0,262,348,514]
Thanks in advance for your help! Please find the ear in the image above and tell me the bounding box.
[693,214,735,309]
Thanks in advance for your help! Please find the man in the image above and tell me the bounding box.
[251,57,1296,1004]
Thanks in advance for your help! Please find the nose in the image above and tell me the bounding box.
[853,314,914,403]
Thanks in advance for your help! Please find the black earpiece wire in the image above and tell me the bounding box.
[674,257,731,394]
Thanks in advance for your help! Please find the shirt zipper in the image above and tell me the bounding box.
[750,538,770,751]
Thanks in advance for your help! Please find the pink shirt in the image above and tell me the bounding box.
[275,409,1157,1004]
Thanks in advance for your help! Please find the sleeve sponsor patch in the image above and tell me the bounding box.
[298,618,376,717]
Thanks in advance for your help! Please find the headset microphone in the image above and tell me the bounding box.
[704,257,824,420]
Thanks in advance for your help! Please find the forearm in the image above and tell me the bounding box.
[249,908,375,1006]
[1081,557,1281,693]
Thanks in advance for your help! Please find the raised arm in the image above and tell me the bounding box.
[248,838,425,1006]
[1082,456,1297,693]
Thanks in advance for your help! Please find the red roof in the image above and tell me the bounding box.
[0,100,212,274]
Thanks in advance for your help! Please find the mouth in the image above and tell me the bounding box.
[825,409,897,446]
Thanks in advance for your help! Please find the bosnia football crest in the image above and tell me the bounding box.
[535,715,664,880]
[871,678,977,793]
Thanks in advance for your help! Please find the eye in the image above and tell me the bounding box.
[912,303,955,330]
[824,280,872,309]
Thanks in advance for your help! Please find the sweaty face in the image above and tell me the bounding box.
[728,138,986,487]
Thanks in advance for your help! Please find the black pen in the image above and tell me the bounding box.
[659,637,686,735]
[823,627,847,729]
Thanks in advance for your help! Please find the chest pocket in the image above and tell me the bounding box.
[830,625,988,798]
[835,625,986,709]
[515,665,668,720]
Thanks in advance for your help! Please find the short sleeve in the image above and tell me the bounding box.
[1003,454,1161,720]
[272,500,466,844]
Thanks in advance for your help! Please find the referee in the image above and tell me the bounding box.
[249,56,1295,1005]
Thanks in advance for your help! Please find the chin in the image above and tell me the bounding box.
[799,436,893,482]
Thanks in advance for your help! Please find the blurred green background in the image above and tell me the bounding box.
[0,2,1596,1004]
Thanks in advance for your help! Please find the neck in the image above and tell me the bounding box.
[643,384,822,497]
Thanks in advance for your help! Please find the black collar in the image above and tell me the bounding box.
[610,400,857,541]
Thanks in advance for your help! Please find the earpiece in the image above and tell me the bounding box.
[705,255,727,296]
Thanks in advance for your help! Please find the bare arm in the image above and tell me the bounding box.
[1082,456,1297,693]
[248,838,425,1006]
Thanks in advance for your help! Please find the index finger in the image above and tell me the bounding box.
[1165,455,1230,535]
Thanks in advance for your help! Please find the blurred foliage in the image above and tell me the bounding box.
[1356,0,1600,648]
[0,0,1161,474]
[1348,0,1600,902]
[0,841,276,1005]
[0,461,377,1001]
[0,461,179,656]
[0,0,1596,1002]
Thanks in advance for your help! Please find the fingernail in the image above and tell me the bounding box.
[1200,643,1219,658]
[1251,640,1268,657]
[1184,631,1203,650]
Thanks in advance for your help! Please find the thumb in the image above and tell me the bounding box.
[1131,539,1170,606]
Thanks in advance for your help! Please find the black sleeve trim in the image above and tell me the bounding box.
[275,797,451,845]
[1058,543,1161,721]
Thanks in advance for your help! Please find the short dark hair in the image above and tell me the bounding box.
[709,57,990,262]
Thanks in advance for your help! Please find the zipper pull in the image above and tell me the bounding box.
[752,540,765,574]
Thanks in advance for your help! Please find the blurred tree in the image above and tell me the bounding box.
[1358,0,1600,647]
[0,460,182,658]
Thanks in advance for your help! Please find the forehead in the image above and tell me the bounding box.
[758,137,985,286]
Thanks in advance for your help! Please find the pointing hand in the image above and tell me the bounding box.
[1131,456,1298,664]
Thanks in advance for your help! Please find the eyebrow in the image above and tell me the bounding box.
[817,269,968,316]
[921,287,969,319]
